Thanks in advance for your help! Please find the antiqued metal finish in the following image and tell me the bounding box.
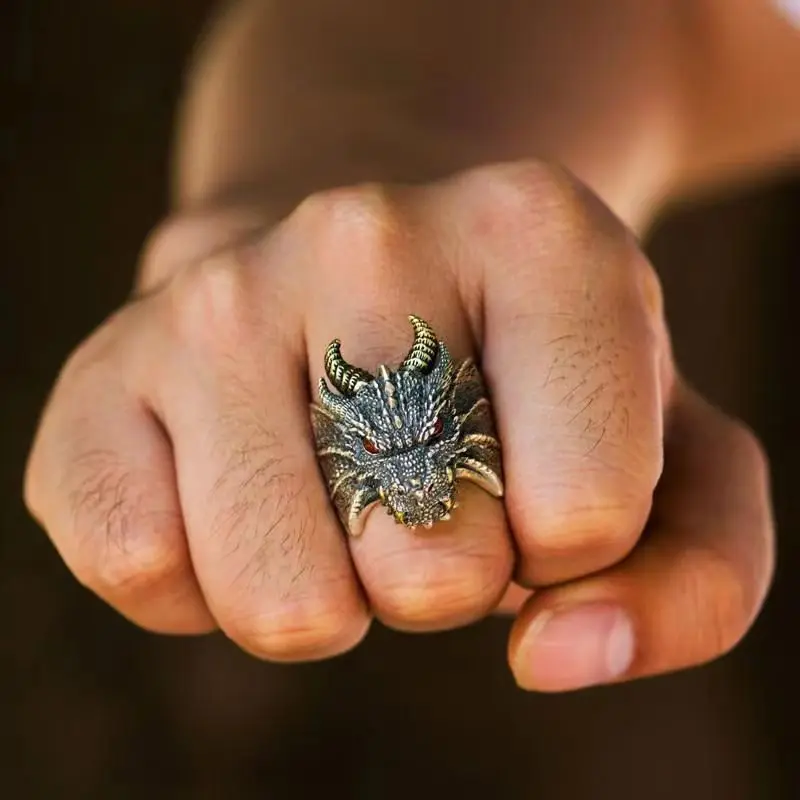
[310,315,504,536]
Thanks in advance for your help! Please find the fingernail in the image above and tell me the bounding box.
[517,604,634,691]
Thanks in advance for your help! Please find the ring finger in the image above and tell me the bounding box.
[299,188,514,630]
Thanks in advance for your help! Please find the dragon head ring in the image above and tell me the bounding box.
[310,315,504,536]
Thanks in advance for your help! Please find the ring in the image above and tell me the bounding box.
[310,315,504,536]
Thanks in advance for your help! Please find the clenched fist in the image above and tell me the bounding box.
[24,161,775,692]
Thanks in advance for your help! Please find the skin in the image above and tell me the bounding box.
[24,0,797,692]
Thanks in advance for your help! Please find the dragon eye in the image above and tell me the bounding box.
[430,416,444,439]
[363,438,380,454]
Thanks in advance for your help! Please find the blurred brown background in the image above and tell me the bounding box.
[2,1,798,798]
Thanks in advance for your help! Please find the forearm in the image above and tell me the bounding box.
[676,0,800,190]
[171,0,683,232]
[169,0,800,236]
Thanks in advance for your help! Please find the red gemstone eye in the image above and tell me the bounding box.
[431,417,444,438]
[363,438,380,454]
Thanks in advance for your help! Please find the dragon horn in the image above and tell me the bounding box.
[324,339,373,395]
[401,315,439,374]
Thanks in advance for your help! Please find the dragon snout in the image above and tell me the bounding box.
[381,468,458,529]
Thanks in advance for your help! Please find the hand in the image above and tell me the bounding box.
[24,161,774,692]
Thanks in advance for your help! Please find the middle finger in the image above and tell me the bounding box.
[154,257,369,661]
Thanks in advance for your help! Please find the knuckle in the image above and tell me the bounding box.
[369,549,510,625]
[295,183,400,268]
[515,494,649,581]
[136,209,270,296]
[460,159,594,232]
[204,436,368,659]
[57,334,104,382]
[168,255,256,356]
[458,160,638,289]
[83,525,186,598]
[222,600,367,661]
[67,454,185,596]
[53,310,132,388]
